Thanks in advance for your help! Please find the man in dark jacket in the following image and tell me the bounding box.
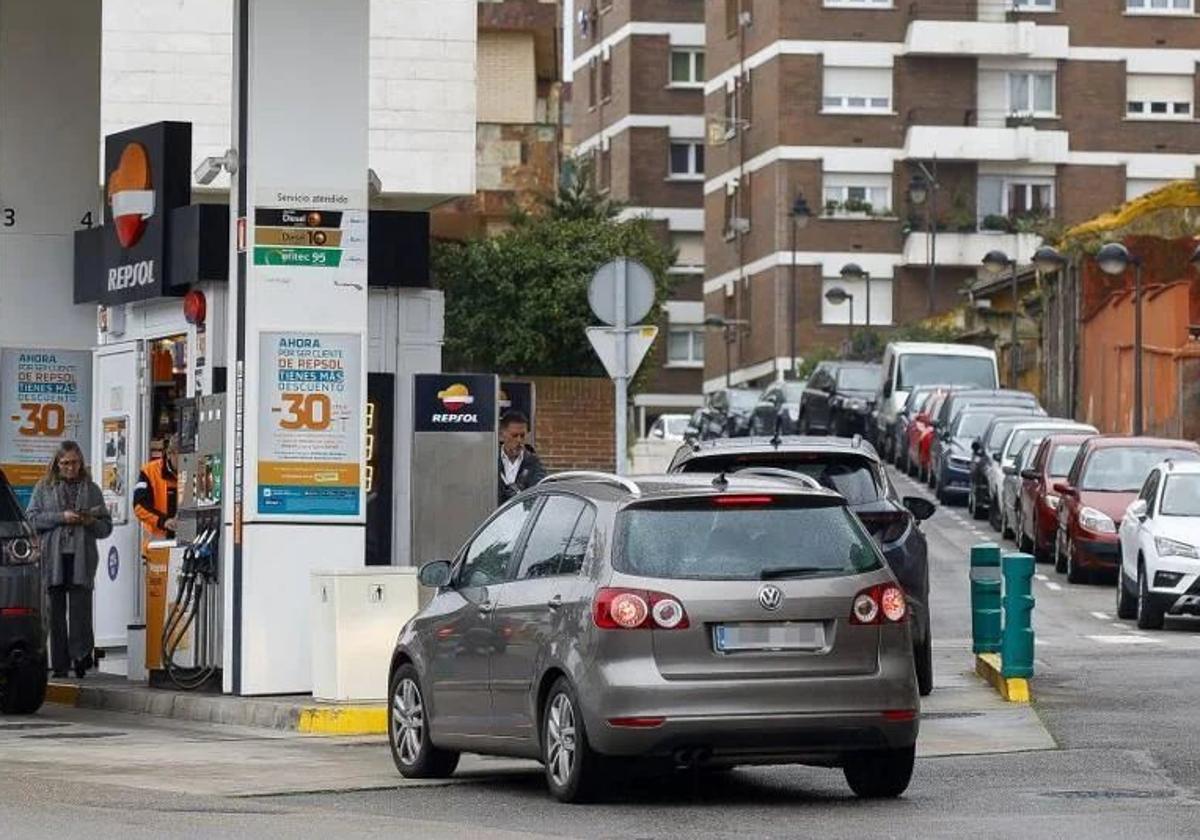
[498,411,546,505]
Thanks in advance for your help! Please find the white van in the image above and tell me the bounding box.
[874,342,999,452]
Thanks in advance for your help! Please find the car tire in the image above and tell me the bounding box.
[0,653,47,715]
[1136,562,1166,630]
[1116,567,1137,620]
[1065,538,1089,585]
[915,634,934,697]
[388,664,460,779]
[970,490,987,521]
[1001,505,1014,540]
[843,746,915,799]
[798,412,810,436]
[543,677,604,803]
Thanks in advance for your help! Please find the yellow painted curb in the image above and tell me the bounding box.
[975,653,1031,704]
[296,705,387,735]
[44,682,80,707]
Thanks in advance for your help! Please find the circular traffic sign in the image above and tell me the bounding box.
[588,259,655,326]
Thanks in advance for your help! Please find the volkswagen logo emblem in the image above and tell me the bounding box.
[758,585,783,611]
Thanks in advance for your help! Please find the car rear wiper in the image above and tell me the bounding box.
[759,567,834,580]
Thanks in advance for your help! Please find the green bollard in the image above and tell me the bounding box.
[970,543,1002,654]
[1001,552,1036,679]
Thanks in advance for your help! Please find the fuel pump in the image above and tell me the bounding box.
[159,395,224,691]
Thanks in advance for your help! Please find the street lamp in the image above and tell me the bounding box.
[982,249,1020,389]
[824,286,854,349]
[1095,242,1145,436]
[705,314,747,389]
[1033,245,1066,275]
[840,262,871,328]
[909,159,940,315]
[789,193,812,380]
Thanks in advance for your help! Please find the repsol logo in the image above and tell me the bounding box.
[431,413,479,424]
[107,260,156,292]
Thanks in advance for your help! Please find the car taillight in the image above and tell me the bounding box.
[859,512,910,545]
[594,588,690,630]
[712,495,774,506]
[2,537,36,565]
[849,584,907,625]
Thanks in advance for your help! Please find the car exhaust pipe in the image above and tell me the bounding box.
[672,747,712,768]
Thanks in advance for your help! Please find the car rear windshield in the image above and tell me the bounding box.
[1160,475,1200,516]
[837,368,878,391]
[665,417,689,436]
[1049,444,1083,476]
[985,419,1026,454]
[616,498,882,581]
[675,453,883,505]
[954,412,995,440]
[1005,429,1062,461]
[783,382,806,402]
[1081,448,1200,492]
[897,354,996,391]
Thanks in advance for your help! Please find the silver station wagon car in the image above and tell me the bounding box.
[388,471,919,802]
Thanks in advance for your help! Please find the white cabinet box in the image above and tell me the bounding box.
[310,567,419,702]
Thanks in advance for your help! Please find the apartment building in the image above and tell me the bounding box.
[703,0,1200,391]
[572,0,708,433]
[433,0,563,239]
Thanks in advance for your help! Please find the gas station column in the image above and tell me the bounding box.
[222,0,370,695]
[0,0,100,347]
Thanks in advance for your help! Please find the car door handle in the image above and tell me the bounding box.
[547,595,563,611]
[477,601,494,615]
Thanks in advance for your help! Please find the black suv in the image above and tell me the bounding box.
[668,436,936,695]
[1,468,47,714]
[800,362,881,437]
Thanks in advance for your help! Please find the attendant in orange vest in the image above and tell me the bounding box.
[133,436,178,669]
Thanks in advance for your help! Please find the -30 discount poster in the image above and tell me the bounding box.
[1,348,92,507]
[257,332,362,518]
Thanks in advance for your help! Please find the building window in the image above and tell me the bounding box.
[595,147,611,193]
[1011,0,1055,9]
[977,175,1054,227]
[823,174,892,217]
[820,278,893,326]
[1125,0,1192,14]
[600,55,612,103]
[667,329,705,366]
[725,0,753,37]
[1127,74,1194,120]
[723,176,750,239]
[822,67,892,114]
[669,141,705,178]
[1007,71,1055,117]
[724,79,739,137]
[670,50,705,86]
[588,59,597,108]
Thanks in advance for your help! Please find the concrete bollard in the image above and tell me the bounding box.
[970,543,1002,654]
[1001,552,1036,679]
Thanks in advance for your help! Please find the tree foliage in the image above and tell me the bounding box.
[434,206,678,377]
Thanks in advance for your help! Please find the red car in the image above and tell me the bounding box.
[1015,433,1091,562]
[1054,436,1200,584]
[907,391,950,483]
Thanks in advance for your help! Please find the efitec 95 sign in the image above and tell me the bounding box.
[99,122,192,305]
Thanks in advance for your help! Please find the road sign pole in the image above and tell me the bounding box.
[615,258,628,476]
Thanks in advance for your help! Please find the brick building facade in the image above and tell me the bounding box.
[571,0,707,435]
[703,0,1200,391]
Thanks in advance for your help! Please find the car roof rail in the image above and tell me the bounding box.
[731,467,823,492]
[540,471,641,497]
[852,433,863,448]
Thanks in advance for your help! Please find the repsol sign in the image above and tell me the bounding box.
[430,412,480,424]
[107,260,156,292]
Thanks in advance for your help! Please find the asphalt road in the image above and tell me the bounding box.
[1,466,1198,839]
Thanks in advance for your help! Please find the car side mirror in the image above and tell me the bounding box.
[1021,469,1038,480]
[971,440,981,454]
[1129,499,1148,521]
[1053,481,1076,497]
[418,559,452,588]
[1003,465,1016,476]
[651,427,664,439]
[903,496,936,522]
[992,452,1002,463]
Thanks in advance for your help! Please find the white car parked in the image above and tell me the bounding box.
[986,419,1097,535]
[1117,460,1200,629]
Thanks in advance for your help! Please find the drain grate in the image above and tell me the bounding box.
[1042,789,1176,801]
[22,731,126,740]
[0,722,70,731]
[923,712,984,721]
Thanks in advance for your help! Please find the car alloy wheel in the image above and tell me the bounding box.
[1136,563,1165,630]
[1116,567,1137,620]
[546,692,577,789]
[393,677,424,767]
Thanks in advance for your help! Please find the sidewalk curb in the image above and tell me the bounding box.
[974,653,1031,703]
[44,680,388,735]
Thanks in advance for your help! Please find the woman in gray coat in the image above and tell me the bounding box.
[26,441,112,678]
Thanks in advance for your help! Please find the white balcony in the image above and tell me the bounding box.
[903,20,1068,59]
[902,231,1044,268]
[903,125,1068,164]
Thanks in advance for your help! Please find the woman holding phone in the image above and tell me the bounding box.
[26,440,113,678]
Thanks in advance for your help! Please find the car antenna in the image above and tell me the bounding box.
[712,472,729,491]
[770,416,783,449]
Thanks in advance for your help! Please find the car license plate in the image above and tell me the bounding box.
[713,622,825,653]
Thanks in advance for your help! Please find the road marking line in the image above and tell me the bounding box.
[1035,574,1049,581]
[1091,611,1111,620]
[1086,634,1163,645]
[1045,582,1062,591]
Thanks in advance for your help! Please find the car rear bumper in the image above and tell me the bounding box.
[939,463,972,495]
[0,564,44,667]
[577,631,919,758]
